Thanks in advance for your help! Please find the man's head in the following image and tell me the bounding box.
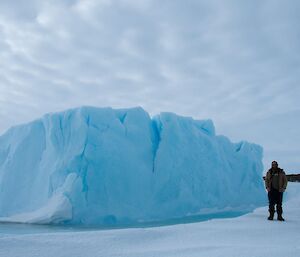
[271,161,278,169]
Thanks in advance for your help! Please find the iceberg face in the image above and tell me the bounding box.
[0,107,265,225]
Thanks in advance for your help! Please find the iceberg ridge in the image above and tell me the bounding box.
[0,106,265,225]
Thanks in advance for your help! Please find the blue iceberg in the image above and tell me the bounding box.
[0,107,265,225]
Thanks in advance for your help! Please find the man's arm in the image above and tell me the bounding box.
[265,171,271,192]
[282,171,288,192]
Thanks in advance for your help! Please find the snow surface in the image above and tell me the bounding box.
[0,106,265,225]
[0,183,299,257]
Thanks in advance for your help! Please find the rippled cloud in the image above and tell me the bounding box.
[0,0,299,170]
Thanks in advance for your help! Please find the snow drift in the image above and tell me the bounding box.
[0,107,265,225]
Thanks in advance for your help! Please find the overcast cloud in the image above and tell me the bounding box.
[0,0,299,171]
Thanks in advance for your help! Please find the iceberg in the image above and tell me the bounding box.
[0,107,265,225]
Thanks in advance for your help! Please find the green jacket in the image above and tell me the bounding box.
[265,168,288,192]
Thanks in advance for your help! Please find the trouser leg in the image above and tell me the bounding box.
[276,192,283,217]
[268,191,275,218]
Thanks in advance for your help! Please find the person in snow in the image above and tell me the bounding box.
[265,161,288,221]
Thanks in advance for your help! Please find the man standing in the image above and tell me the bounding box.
[265,161,288,221]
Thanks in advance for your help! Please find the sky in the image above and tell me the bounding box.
[0,0,299,172]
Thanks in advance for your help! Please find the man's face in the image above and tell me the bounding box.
[272,162,278,169]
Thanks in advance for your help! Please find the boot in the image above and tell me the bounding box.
[268,205,275,220]
[268,211,274,220]
[277,205,284,221]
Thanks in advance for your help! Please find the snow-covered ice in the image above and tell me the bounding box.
[0,106,265,225]
[0,183,299,257]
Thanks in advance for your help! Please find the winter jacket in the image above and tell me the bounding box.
[265,168,288,192]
